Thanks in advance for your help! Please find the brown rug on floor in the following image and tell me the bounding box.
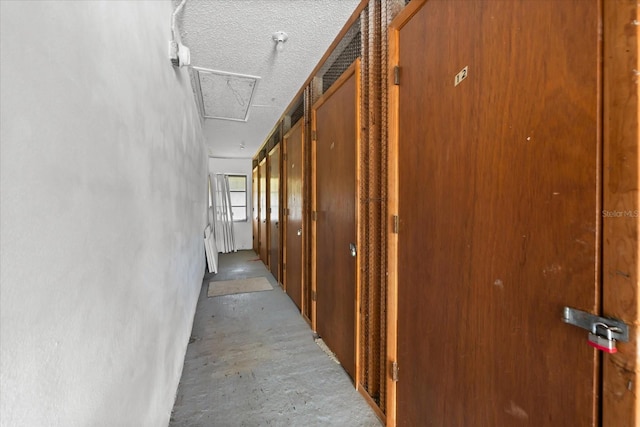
[207,276,273,298]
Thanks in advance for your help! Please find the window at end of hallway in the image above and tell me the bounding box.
[228,175,247,222]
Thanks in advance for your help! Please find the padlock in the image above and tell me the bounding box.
[587,322,617,353]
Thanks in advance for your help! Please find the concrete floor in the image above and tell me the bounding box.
[170,250,383,427]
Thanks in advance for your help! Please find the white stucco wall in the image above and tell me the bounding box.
[0,2,207,426]
[209,157,254,250]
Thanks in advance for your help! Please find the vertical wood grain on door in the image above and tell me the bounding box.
[602,1,640,425]
[313,62,358,381]
[284,121,304,311]
[392,0,600,425]
[259,159,268,265]
[269,145,281,283]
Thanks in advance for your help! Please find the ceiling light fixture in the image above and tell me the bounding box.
[272,31,288,52]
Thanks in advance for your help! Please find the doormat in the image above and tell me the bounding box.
[207,276,273,298]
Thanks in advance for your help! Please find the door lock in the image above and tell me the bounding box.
[562,307,629,354]
[588,322,619,353]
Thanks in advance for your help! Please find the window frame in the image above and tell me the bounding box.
[226,174,248,222]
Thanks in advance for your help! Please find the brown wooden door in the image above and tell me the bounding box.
[269,145,281,282]
[394,1,600,425]
[314,64,358,381]
[259,159,268,265]
[284,121,304,310]
[252,166,259,254]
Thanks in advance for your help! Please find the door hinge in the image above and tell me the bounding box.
[312,130,317,141]
[283,153,288,161]
[392,215,399,234]
[283,262,286,270]
[312,211,317,221]
[394,65,400,85]
[392,361,399,382]
[312,290,317,301]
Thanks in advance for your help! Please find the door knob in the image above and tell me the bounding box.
[349,243,357,257]
[297,229,302,236]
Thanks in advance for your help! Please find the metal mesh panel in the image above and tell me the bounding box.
[373,0,386,409]
[266,123,282,152]
[322,32,361,92]
[318,21,362,94]
[267,130,275,151]
[290,99,304,127]
[274,125,281,145]
[366,0,383,408]
[356,0,407,413]
[358,1,372,403]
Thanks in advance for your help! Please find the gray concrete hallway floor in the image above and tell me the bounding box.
[170,250,383,427]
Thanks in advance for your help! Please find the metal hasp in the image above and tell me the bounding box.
[562,307,629,354]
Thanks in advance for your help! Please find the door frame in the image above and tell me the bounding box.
[268,143,282,284]
[282,129,289,295]
[252,164,259,254]
[602,1,639,425]
[311,58,362,385]
[258,157,269,266]
[386,1,639,426]
[283,119,306,314]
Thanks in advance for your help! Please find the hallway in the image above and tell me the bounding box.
[170,251,382,426]
[2,1,638,426]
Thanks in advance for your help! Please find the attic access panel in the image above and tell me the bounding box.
[192,67,260,122]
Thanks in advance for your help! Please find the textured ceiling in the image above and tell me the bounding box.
[178,0,360,159]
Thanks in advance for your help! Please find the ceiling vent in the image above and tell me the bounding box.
[192,67,260,122]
